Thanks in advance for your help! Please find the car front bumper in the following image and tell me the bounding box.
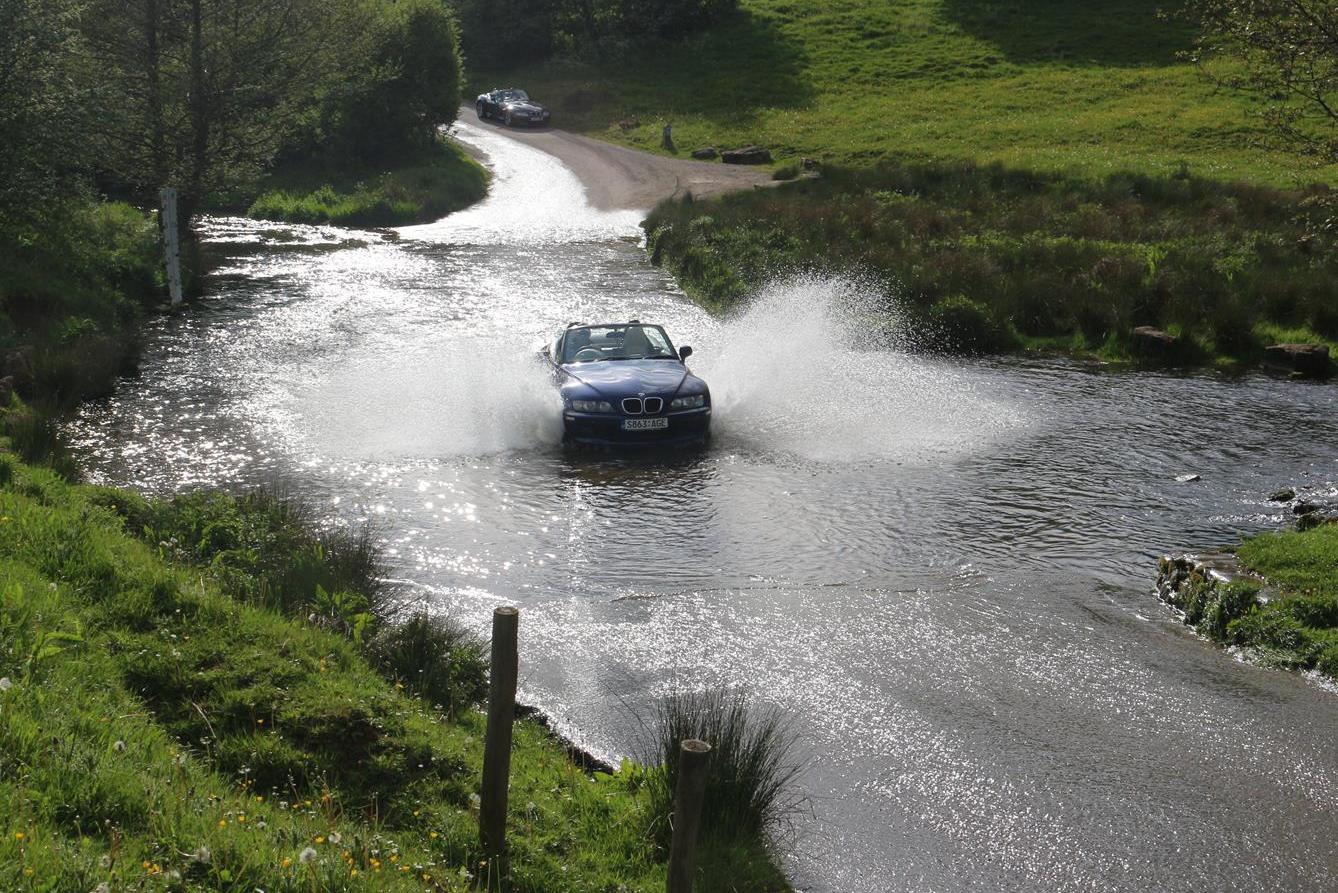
[562,407,710,447]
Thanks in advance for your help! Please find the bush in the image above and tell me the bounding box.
[925,295,1018,354]
[145,489,389,620]
[643,688,802,847]
[365,613,488,718]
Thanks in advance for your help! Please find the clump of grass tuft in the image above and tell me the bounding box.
[643,687,804,848]
[366,612,489,718]
[0,403,80,480]
[144,489,390,621]
[771,162,800,181]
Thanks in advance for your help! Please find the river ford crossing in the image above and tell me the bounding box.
[70,121,1338,892]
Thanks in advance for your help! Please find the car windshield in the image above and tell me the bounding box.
[500,89,529,102]
[561,325,677,363]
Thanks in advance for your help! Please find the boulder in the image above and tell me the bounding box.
[1130,326,1179,359]
[691,146,718,160]
[2,347,34,392]
[1269,488,1296,502]
[1263,343,1331,378]
[1175,473,1201,483]
[721,145,772,165]
[1293,500,1321,516]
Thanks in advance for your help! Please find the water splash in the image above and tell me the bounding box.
[282,344,564,460]
[699,276,1029,462]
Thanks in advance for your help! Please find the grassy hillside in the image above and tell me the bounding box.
[483,0,1333,186]
[0,440,788,892]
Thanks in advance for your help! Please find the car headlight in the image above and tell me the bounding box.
[570,399,614,412]
[669,394,706,409]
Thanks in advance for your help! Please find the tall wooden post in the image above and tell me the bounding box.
[159,187,183,306]
[666,738,711,893]
[480,606,519,864]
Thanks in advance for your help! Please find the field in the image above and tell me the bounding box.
[483,0,1333,187]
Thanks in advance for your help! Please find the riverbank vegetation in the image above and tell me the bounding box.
[1163,526,1338,679]
[0,427,794,891]
[247,139,487,228]
[643,164,1338,366]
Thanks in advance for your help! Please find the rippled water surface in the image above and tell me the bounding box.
[71,122,1338,892]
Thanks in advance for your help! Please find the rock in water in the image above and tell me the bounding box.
[1263,343,1331,379]
[1269,488,1296,502]
[722,145,772,165]
[1130,326,1180,360]
[1176,473,1201,483]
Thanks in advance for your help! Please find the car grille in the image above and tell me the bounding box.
[621,397,665,415]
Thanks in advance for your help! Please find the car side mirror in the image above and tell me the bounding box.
[679,345,693,360]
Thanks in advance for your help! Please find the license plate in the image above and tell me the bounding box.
[622,417,669,431]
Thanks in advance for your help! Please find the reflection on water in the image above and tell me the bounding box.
[69,121,1338,892]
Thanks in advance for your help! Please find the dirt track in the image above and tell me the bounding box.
[457,106,773,212]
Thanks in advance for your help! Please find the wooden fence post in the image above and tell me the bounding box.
[666,738,711,893]
[480,606,519,865]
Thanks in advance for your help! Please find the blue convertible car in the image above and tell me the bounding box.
[541,321,711,447]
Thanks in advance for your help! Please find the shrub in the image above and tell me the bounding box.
[925,295,1018,354]
[365,613,488,718]
[145,490,389,620]
[642,687,803,848]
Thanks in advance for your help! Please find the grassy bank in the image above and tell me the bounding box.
[0,201,163,408]
[642,163,1338,367]
[246,139,488,228]
[480,0,1333,186]
[0,433,790,891]
[1164,526,1338,678]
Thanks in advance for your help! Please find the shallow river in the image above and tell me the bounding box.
[71,122,1338,892]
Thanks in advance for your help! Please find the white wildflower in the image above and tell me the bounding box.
[298,847,317,864]
[327,831,341,845]
[193,845,211,864]
[255,820,267,829]
[0,677,11,693]
[98,854,112,869]
[91,884,110,893]
[112,740,126,752]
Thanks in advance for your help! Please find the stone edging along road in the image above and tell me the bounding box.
[456,105,775,212]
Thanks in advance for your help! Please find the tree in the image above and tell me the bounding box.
[0,0,90,223]
[81,0,345,229]
[1186,0,1338,163]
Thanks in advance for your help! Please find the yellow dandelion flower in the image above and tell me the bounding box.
[256,718,264,725]
[282,858,292,868]
[218,819,227,828]
[22,867,33,877]
[412,809,420,817]
[238,815,246,823]
[255,795,264,802]
[429,831,438,839]
[314,836,325,845]
[14,832,25,841]
[351,868,359,877]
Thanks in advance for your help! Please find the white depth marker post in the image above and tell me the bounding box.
[160,186,184,306]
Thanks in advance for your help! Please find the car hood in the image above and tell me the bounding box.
[505,101,546,113]
[561,359,687,397]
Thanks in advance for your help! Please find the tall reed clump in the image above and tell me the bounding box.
[643,688,804,851]
[142,489,389,621]
[366,612,488,718]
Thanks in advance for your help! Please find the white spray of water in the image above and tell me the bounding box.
[284,345,563,460]
[698,276,1028,463]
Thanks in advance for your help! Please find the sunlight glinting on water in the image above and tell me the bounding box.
[66,119,1338,893]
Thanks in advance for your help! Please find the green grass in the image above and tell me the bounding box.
[480,0,1334,186]
[0,200,163,407]
[642,162,1338,367]
[247,139,488,227]
[1166,526,1338,678]
[0,440,789,892]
